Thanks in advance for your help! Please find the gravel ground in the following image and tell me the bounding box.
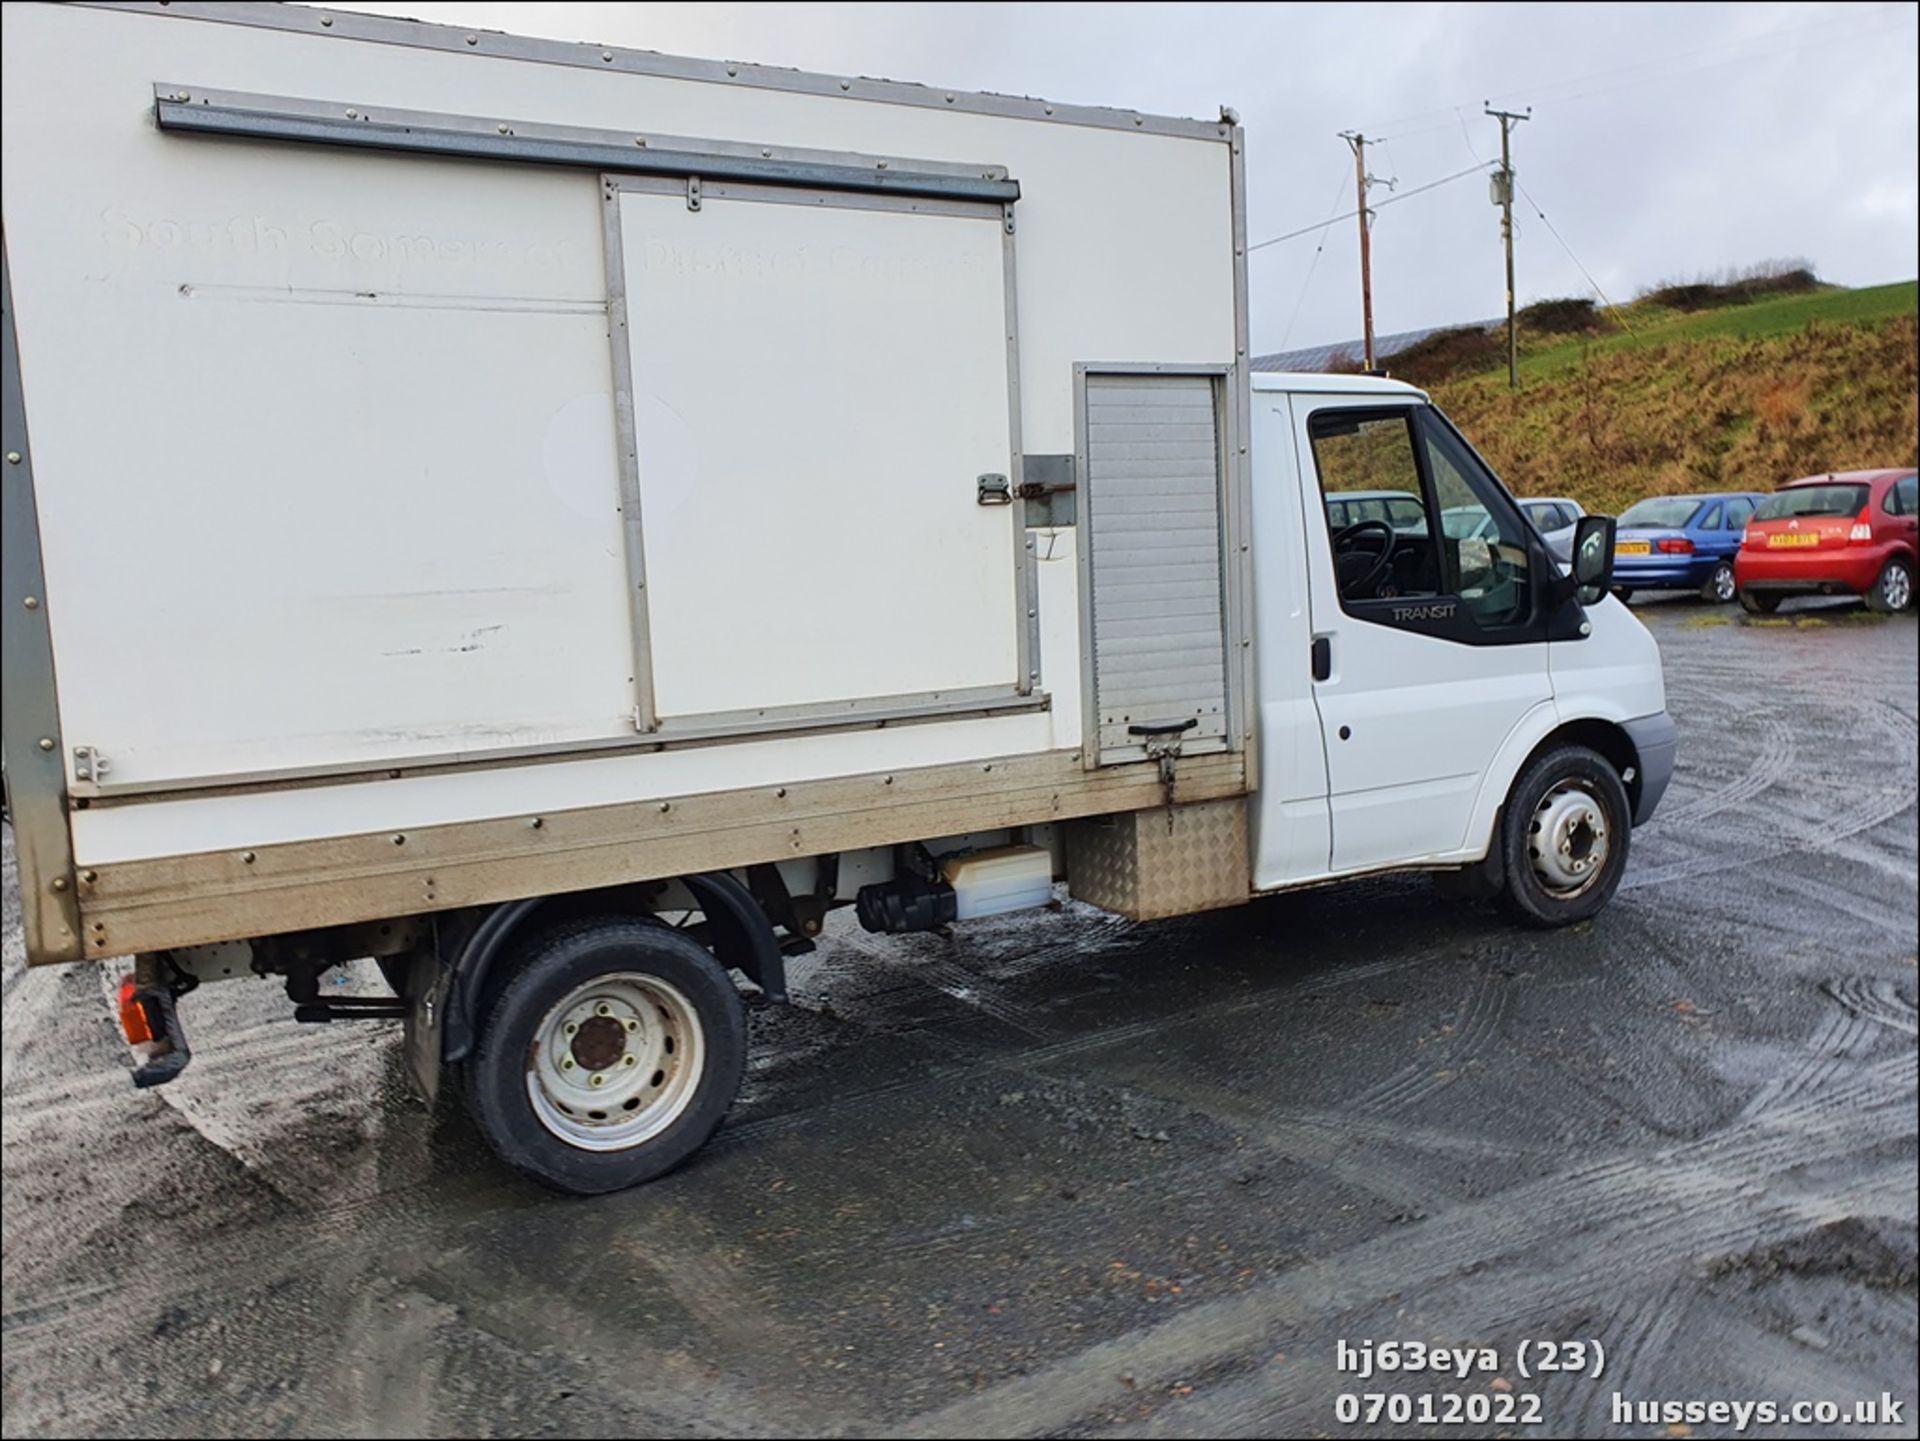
[3,599,1915,1439]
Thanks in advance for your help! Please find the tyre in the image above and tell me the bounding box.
[1865,557,1913,614]
[466,916,747,1194]
[1497,744,1631,929]
[377,956,412,997]
[1737,587,1780,616]
[1612,587,1634,603]
[1700,559,1736,604]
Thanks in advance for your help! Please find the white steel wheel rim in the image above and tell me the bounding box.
[1884,564,1911,611]
[1711,563,1736,601]
[1528,780,1611,896]
[526,973,706,1151]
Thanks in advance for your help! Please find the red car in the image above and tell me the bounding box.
[1736,468,1918,614]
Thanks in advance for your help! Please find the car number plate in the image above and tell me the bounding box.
[1615,541,1651,556]
[1768,533,1820,548]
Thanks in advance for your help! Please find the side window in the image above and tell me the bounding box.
[1307,410,1441,605]
[1307,407,1534,630]
[1901,476,1918,514]
[1723,499,1754,530]
[1883,485,1901,517]
[1420,417,1534,628]
[1698,503,1722,531]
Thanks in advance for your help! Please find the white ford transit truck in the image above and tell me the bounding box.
[0,1,1672,1192]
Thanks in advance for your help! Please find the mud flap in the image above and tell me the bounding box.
[402,951,450,1106]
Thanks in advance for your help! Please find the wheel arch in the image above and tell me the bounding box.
[441,871,784,1065]
[1464,708,1646,863]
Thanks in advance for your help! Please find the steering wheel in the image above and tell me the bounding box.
[1331,519,1398,598]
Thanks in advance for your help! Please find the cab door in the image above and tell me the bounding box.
[1291,395,1554,873]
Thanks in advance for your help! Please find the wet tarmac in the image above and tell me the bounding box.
[3,599,1915,1438]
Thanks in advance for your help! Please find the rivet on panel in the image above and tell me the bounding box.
[320,14,332,24]
[602,50,613,62]
[242,851,256,864]
[840,80,850,91]
[775,787,787,798]
[50,877,68,893]
[82,869,97,883]
[726,64,738,76]
[529,816,544,829]
[658,801,672,813]
[466,33,478,45]
[392,833,407,846]
[37,737,53,751]
[6,451,21,463]
[345,109,358,120]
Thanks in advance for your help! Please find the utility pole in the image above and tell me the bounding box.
[1485,105,1530,388]
[1341,131,1376,371]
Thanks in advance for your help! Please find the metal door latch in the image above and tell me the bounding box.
[72,745,109,782]
[976,473,1011,505]
[686,174,702,211]
[1128,718,1198,819]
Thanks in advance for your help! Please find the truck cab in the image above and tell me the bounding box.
[1246,374,1673,920]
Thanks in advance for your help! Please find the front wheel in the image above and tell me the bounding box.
[1612,587,1634,604]
[1864,557,1913,614]
[1700,559,1736,604]
[1497,745,1631,928]
[1737,587,1780,616]
[466,916,746,1194]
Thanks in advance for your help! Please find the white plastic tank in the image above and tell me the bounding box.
[941,845,1054,921]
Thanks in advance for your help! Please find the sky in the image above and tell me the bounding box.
[337,1,1920,356]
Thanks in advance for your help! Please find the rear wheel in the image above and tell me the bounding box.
[1737,587,1780,616]
[1497,744,1631,929]
[1612,587,1634,603]
[466,916,746,1194]
[1701,559,1736,604]
[1865,557,1912,614]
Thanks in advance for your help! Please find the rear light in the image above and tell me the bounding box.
[1656,537,1694,555]
[1744,527,1760,545]
[1850,508,1873,543]
[117,975,154,1045]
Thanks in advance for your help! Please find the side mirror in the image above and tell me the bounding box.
[1569,514,1617,606]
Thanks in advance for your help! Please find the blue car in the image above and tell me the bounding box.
[1611,492,1765,603]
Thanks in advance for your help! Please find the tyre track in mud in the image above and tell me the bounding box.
[1646,710,1796,829]
[1349,968,1507,1116]
[898,1053,1917,1438]
[0,946,1444,1349]
[1625,697,1916,892]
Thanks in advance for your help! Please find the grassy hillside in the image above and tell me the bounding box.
[1425,282,1918,515]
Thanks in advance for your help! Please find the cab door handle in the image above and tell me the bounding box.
[1312,636,1332,682]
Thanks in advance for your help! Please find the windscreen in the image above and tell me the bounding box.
[1755,485,1869,520]
[1618,497,1702,529]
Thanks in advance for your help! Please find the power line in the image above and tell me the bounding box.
[1276,166,1354,352]
[1247,160,1495,254]
[1513,178,1637,341]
